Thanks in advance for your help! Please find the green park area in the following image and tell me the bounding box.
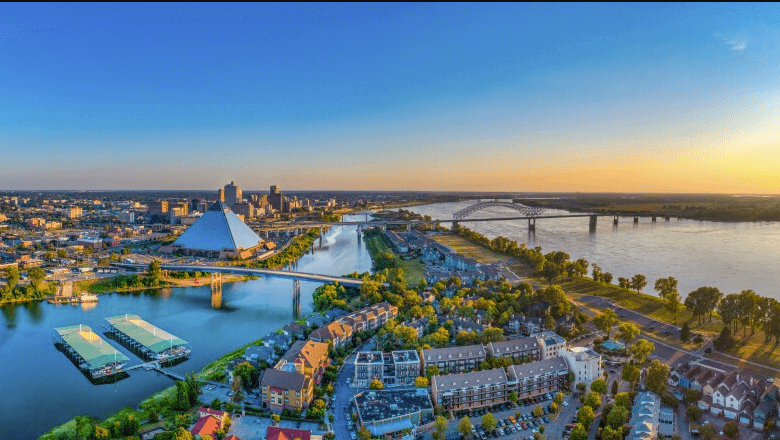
[430,234,534,277]
[364,234,426,286]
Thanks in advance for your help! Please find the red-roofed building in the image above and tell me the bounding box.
[191,416,220,437]
[198,407,228,423]
[266,427,312,440]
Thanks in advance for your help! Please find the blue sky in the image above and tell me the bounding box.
[1,3,779,191]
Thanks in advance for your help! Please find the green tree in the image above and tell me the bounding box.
[722,420,739,439]
[554,392,564,405]
[680,322,691,342]
[57,249,68,259]
[94,425,110,440]
[4,266,20,290]
[654,277,681,322]
[630,274,647,292]
[173,427,194,440]
[508,390,518,403]
[358,427,372,440]
[426,365,439,379]
[458,416,472,438]
[415,376,429,388]
[699,424,716,440]
[622,364,640,386]
[570,423,588,440]
[617,322,640,349]
[576,405,595,428]
[630,338,655,364]
[148,260,162,282]
[590,378,607,394]
[533,404,543,418]
[272,414,280,425]
[233,362,258,390]
[614,392,632,409]
[600,425,623,440]
[481,412,497,431]
[481,327,503,343]
[584,391,601,410]
[369,378,384,390]
[645,360,669,395]
[433,415,448,440]
[686,405,702,422]
[593,309,618,338]
[607,404,628,429]
[28,267,46,290]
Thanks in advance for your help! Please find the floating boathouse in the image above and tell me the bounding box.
[104,314,190,363]
[54,324,129,379]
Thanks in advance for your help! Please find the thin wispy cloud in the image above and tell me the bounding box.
[726,38,747,51]
[714,31,747,52]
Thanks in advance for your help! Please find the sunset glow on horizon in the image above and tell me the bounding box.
[2,3,779,193]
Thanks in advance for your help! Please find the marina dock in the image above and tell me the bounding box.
[104,314,191,363]
[54,324,129,379]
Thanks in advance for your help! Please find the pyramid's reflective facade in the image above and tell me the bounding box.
[172,201,263,253]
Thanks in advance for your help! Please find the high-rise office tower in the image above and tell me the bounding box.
[224,181,242,207]
[269,185,283,211]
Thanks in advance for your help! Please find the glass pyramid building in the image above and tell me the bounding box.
[166,201,264,259]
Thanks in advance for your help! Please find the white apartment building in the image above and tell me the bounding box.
[562,346,602,385]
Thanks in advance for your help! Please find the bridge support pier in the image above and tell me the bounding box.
[665,216,670,222]
[613,216,619,226]
[589,215,598,233]
[528,218,536,232]
[211,273,223,309]
[652,216,657,222]
[293,279,301,319]
[634,216,639,224]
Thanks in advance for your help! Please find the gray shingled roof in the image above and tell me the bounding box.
[422,344,486,362]
[508,356,568,380]
[433,367,508,392]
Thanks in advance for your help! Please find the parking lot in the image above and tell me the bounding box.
[421,392,579,440]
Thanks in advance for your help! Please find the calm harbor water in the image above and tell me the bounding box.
[0,218,371,439]
[408,201,780,300]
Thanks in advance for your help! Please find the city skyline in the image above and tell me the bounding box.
[2,3,780,193]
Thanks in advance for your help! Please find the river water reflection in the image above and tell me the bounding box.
[0,218,371,438]
[408,201,780,300]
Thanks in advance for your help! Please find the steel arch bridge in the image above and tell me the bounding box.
[452,201,547,220]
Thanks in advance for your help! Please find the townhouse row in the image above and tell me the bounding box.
[259,302,398,413]
[669,364,779,430]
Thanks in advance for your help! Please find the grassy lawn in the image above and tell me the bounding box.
[364,235,426,286]
[430,234,515,265]
[557,277,698,329]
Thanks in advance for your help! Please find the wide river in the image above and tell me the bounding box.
[408,201,780,300]
[0,216,371,439]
